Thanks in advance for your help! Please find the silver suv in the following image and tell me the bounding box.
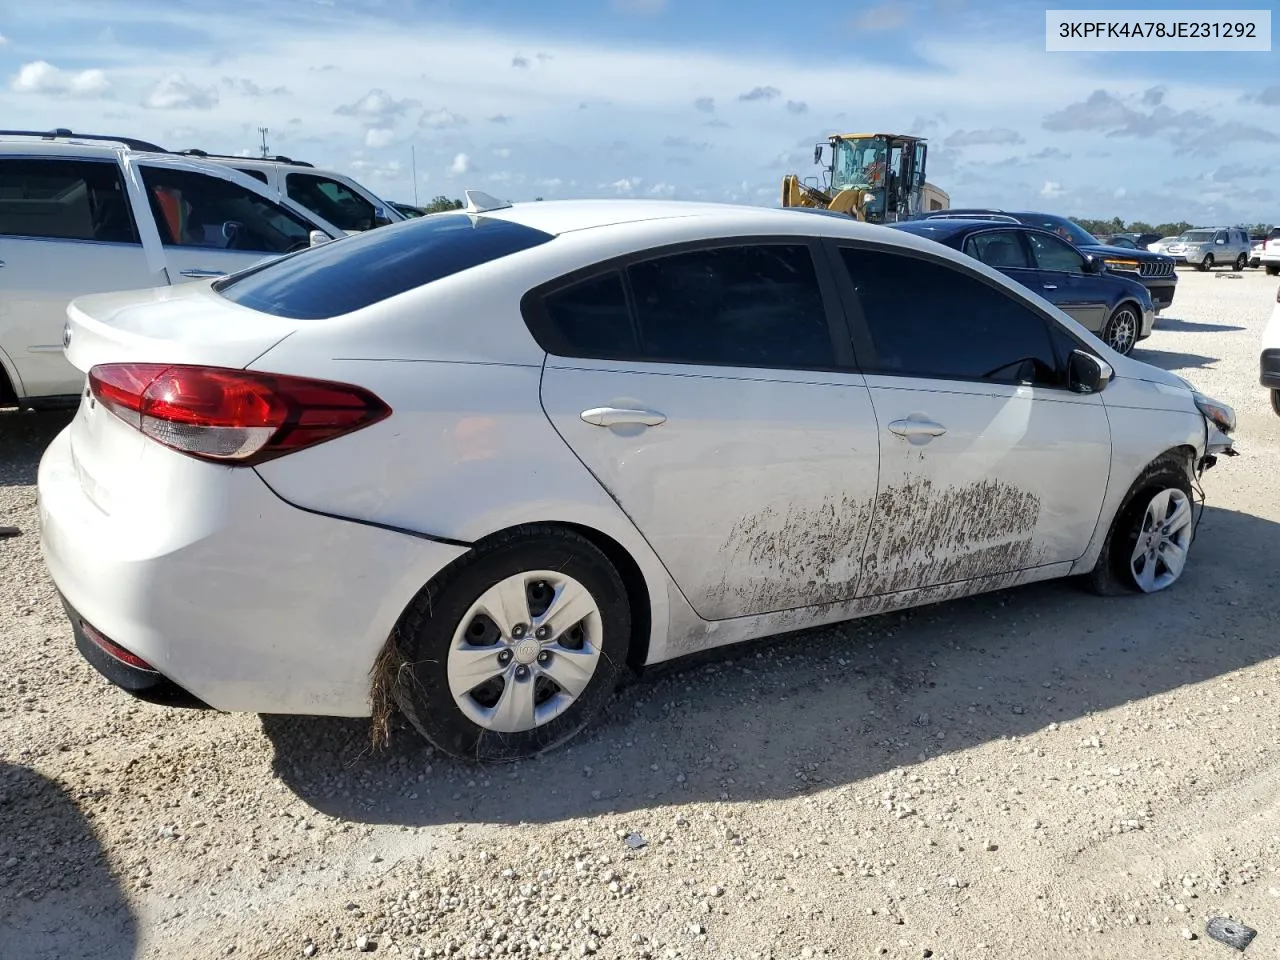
[1163,226,1253,271]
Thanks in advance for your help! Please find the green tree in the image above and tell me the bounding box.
[423,195,464,214]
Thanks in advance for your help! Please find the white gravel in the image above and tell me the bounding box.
[2,269,1279,960]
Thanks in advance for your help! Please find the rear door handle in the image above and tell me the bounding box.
[580,406,667,427]
[1042,283,1057,290]
[179,268,225,279]
[888,417,947,438]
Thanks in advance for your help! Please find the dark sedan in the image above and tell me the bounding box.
[891,218,1154,355]
[917,209,1178,314]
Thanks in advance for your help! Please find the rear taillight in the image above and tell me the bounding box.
[88,363,391,466]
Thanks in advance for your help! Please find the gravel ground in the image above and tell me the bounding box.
[3,269,1279,960]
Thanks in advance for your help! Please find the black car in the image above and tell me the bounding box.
[918,210,1177,314]
[891,218,1154,355]
[1099,231,1163,251]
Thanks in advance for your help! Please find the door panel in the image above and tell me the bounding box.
[859,376,1110,595]
[0,238,159,398]
[541,361,881,619]
[1024,231,1108,332]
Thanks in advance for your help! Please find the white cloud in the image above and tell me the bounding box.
[493,147,512,157]
[612,177,641,194]
[336,88,417,122]
[10,60,112,97]
[420,107,467,130]
[648,182,676,196]
[449,152,471,175]
[143,74,218,110]
[1040,180,1064,199]
[364,126,396,148]
[0,33,9,46]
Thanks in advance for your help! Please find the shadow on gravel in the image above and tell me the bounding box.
[0,764,138,959]
[0,410,72,488]
[1154,317,1246,334]
[263,505,1280,830]
[1131,346,1219,371]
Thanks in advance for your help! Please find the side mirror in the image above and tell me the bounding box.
[309,229,331,248]
[1215,238,1226,245]
[1068,349,1114,394]
[813,144,824,166]
[1082,254,1103,273]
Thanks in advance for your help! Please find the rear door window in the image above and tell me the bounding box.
[0,157,140,244]
[216,213,554,319]
[962,230,1031,269]
[286,172,378,232]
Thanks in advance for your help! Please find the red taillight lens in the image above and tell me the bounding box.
[88,363,391,466]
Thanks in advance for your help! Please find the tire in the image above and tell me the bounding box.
[1271,389,1280,418]
[1083,456,1195,597]
[1101,302,1140,356]
[1267,265,1279,277]
[1198,254,1214,272]
[390,526,632,761]
[1233,254,1247,271]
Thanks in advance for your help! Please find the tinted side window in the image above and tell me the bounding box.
[626,244,834,369]
[139,166,312,254]
[216,214,554,320]
[0,158,139,244]
[287,173,376,232]
[838,246,1059,385]
[1026,232,1085,273]
[540,272,637,358]
[962,230,1031,269]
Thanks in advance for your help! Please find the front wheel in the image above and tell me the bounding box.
[1271,389,1280,417]
[390,527,632,761]
[1084,459,1195,596]
[1101,303,1139,355]
[1198,254,1214,271]
[1233,254,1248,271]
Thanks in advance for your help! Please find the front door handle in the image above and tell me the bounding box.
[1042,283,1058,290]
[179,268,226,279]
[580,406,667,427]
[888,417,947,438]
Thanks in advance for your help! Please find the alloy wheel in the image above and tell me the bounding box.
[446,570,603,733]
[1129,487,1193,592]
[1106,307,1138,355]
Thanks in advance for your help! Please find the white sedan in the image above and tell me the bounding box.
[39,194,1236,760]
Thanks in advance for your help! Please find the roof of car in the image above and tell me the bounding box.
[454,198,902,238]
[892,218,1016,237]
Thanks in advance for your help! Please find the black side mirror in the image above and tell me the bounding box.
[1082,254,1102,273]
[1068,349,1114,394]
[813,144,824,166]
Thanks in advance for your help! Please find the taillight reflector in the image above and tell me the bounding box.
[88,363,391,466]
[80,620,157,672]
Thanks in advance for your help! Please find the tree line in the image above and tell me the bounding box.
[1073,216,1276,238]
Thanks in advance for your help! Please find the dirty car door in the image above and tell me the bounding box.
[830,241,1111,596]
[534,240,881,621]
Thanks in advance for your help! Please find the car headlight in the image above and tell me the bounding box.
[1193,392,1236,434]
[1103,257,1141,272]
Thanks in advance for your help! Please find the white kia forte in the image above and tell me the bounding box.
[38,195,1237,760]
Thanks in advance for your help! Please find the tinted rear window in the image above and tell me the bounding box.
[214,213,554,319]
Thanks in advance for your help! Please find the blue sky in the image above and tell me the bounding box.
[1,0,1276,223]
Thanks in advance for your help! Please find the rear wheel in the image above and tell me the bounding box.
[1101,303,1139,355]
[1271,389,1280,417]
[391,527,631,761]
[1267,265,1279,277]
[1084,458,1195,596]
[1198,254,1214,272]
[1233,253,1248,271]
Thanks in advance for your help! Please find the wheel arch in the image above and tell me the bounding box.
[0,347,20,407]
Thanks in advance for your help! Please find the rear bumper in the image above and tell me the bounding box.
[1261,349,1280,390]
[38,425,469,716]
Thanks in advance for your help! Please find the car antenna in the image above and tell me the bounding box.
[464,189,513,214]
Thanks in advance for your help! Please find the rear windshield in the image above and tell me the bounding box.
[214,213,554,319]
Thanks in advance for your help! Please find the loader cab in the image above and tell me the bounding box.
[820,133,928,223]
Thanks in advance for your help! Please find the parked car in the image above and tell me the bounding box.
[0,130,344,408]
[890,218,1154,355]
[1098,232,1162,250]
[174,150,404,234]
[917,209,1178,314]
[1260,226,1280,276]
[1263,282,1280,415]
[1161,226,1253,271]
[39,197,1236,760]
[1249,239,1265,268]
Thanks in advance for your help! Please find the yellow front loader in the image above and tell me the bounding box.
[780,132,948,223]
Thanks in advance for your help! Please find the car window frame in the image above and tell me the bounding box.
[520,234,858,374]
[818,236,1081,391]
[0,154,143,247]
[285,170,379,231]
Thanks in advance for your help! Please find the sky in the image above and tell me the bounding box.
[1,0,1277,225]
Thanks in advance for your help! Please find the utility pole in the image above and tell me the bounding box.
[258,126,270,158]
[411,145,419,204]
